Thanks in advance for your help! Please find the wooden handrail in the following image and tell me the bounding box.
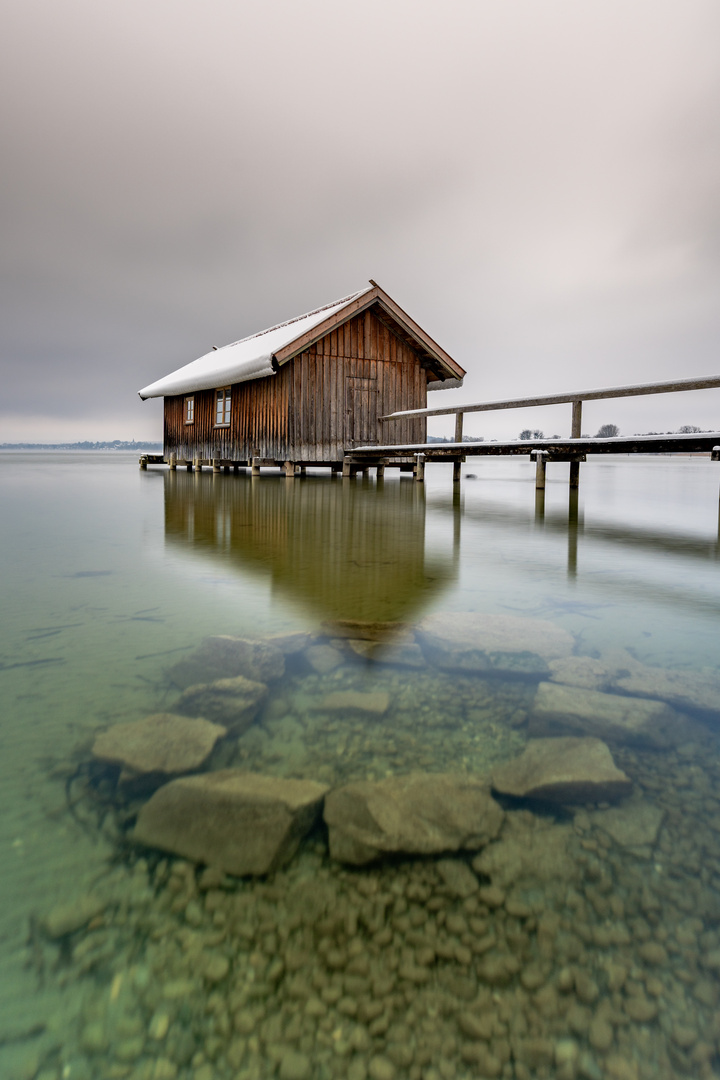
[381,374,720,421]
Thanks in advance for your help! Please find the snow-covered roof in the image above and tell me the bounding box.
[138,284,464,400]
[138,288,373,400]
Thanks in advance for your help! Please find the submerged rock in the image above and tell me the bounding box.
[305,644,344,674]
[317,690,390,715]
[265,631,313,655]
[548,656,614,691]
[415,613,574,676]
[166,635,284,689]
[320,619,413,642]
[527,681,678,746]
[175,675,267,733]
[133,771,329,876]
[41,893,105,939]
[472,811,578,890]
[613,664,720,718]
[491,736,632,804]
[436,858,480,898]
[348,639,425,668]
[324,772,504,865]
[92,713,226,776]
[592,797,665,851]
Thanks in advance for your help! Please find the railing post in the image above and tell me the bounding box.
[571,400,582,439]
[569,400,582,488]
[454,412,464,444]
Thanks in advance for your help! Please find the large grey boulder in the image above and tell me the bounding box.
[415,613,574,677]
[324,772,504,865]
[166,635,284,690]
[527,681,678,747]
[92,713,226,776]
[134,771,329,876]
[548,656,615,692]
[613,664,720,719]
[175,675,267,733]
[491,736,632,804]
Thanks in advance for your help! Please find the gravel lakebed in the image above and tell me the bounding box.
[17,621,720,1080]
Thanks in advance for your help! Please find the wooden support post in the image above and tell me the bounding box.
[283,460,296,478]
[568,487,580,579]
[376,463,385,479]
[186,460,192,471]
[571,400,582,439]
[454,412,464,444]
[169,453,176,471]
[533,450,549,490]
[452,460,461,484]
[414,453,426,482]
[299,465,307,475]
[233,464,239,473]
[251,457,260,477]
[569,460,581,489]
[212,457,220,473]
[342,458,353,478]
[139,456,148,470]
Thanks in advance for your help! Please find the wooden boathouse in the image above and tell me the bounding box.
[138,283,465,474]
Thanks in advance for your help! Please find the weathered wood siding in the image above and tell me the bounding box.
[163,308,427,461]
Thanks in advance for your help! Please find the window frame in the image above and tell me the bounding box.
[214,386,231,428]
[184,395,195,424]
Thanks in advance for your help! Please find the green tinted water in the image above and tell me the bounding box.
[1,452,720,1080]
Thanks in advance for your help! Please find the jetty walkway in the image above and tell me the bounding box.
[347,374,720,487]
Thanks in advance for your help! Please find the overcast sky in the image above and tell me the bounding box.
[1,0,719,442]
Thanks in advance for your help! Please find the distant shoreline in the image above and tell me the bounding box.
[0,441,163,451]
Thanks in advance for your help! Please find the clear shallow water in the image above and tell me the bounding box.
[1,452,720,1080]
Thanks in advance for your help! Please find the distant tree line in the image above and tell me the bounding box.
[517,424,709,440]
[0,440,163,451]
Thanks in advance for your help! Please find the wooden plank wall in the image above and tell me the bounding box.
[164,307,428,462]
[289,309,427,460]
[164,366,293,461]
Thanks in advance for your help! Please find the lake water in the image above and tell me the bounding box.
[1,451,720,1080]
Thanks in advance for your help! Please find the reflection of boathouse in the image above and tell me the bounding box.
[140,284,465,468]
[164,471,457,623]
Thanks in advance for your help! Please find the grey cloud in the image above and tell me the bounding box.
[1,0,720,439]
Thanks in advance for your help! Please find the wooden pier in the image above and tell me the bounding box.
[354,373,720,487]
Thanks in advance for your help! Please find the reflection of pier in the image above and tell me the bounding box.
[455,481,720,601]
[164,472,458,623]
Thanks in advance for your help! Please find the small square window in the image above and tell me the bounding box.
[185,396,194,424]
[215,387,231,426]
